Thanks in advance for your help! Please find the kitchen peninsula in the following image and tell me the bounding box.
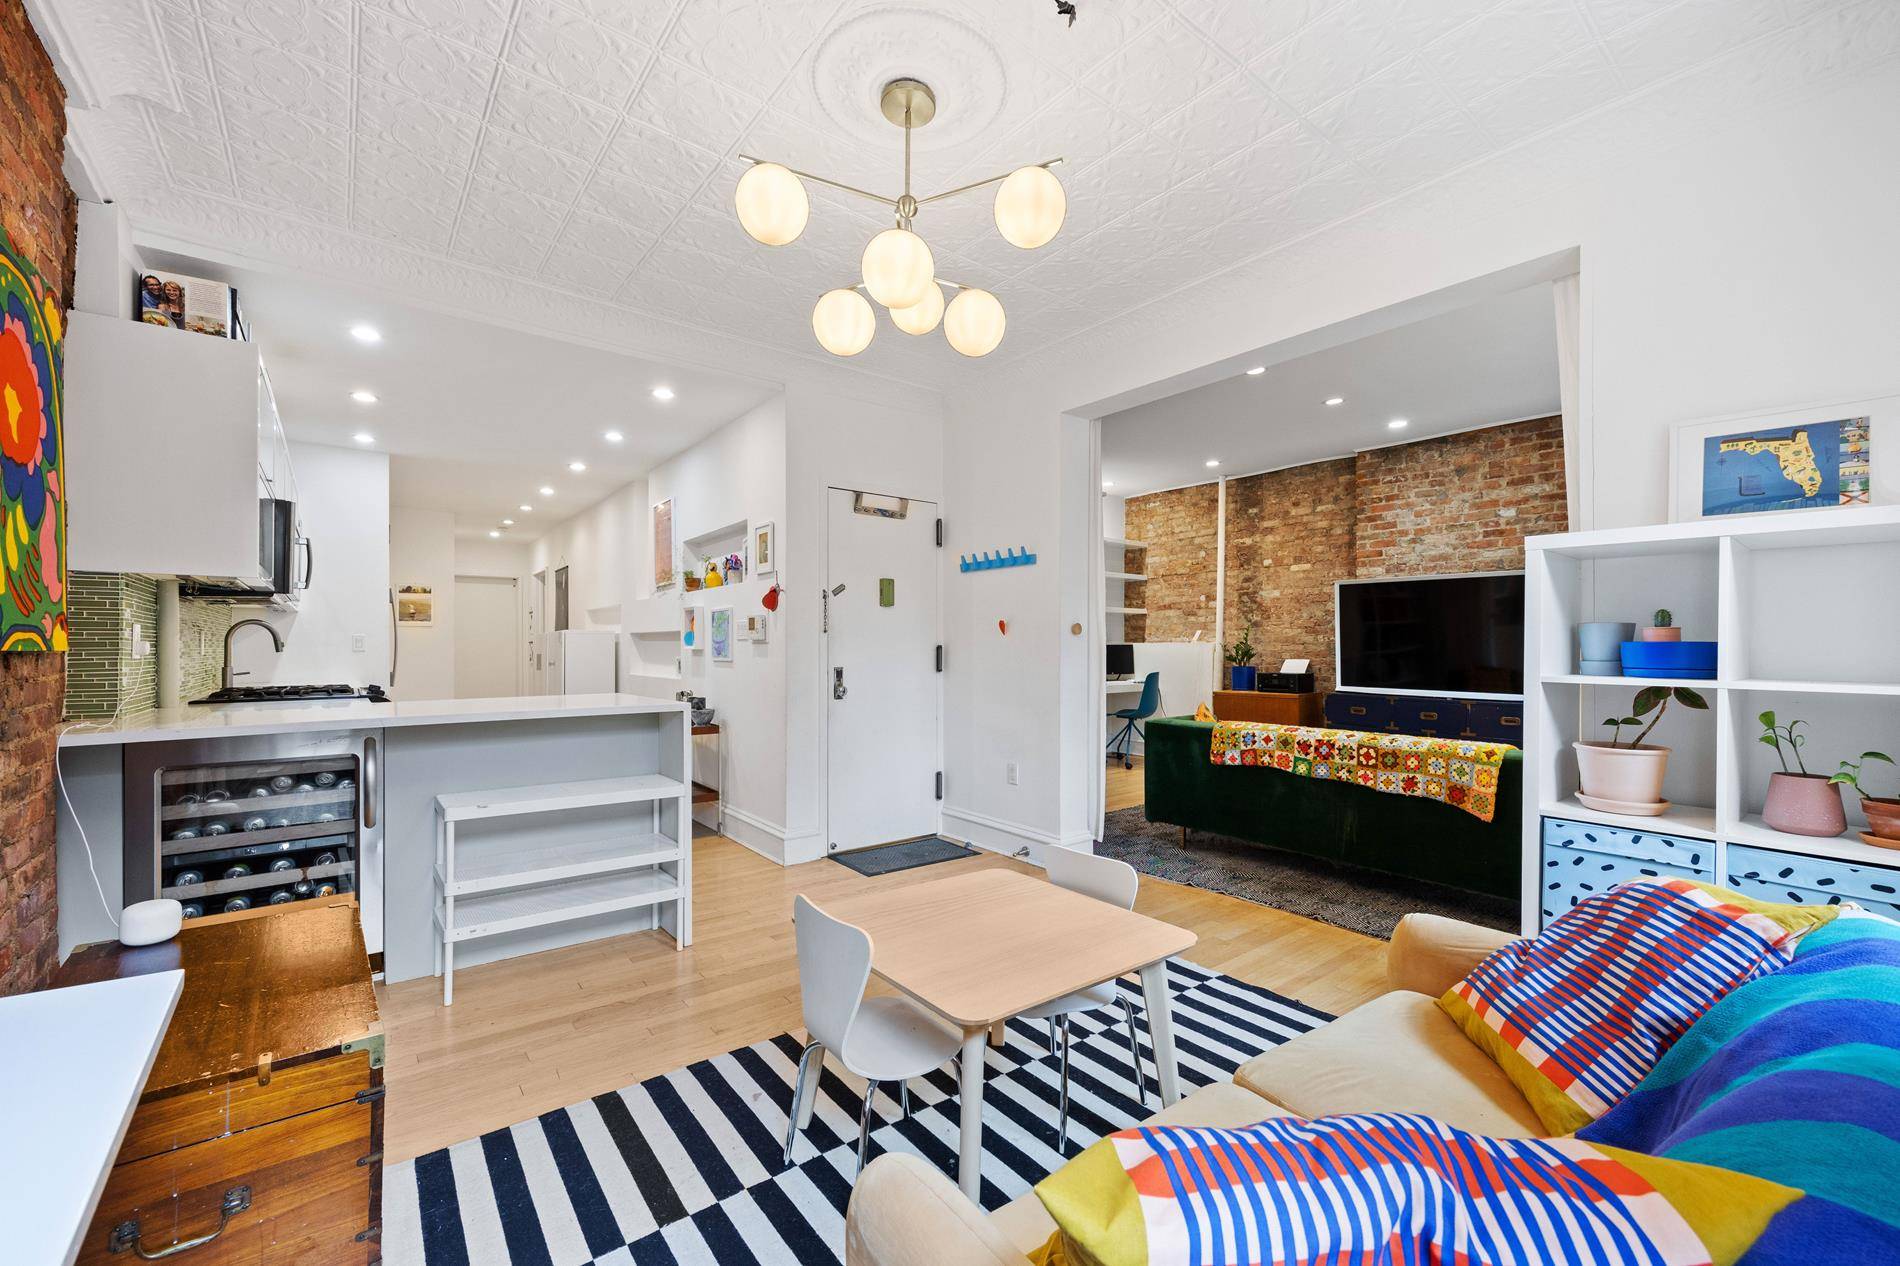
[56,694,692,988]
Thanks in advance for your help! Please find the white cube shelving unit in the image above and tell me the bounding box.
[1524,505,1900,935]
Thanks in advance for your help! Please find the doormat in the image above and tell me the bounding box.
[383,961,1332,1264]
[829,836,977,877]
[1099,807,1519,939]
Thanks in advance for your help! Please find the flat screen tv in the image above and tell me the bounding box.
[1335,571,1525,699]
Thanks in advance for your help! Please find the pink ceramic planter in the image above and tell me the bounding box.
[1762,772,1847,837]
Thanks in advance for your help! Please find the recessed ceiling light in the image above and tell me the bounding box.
[350,389,377,404]
[1205,459,1221,468]
[488,530,501,538]
[651,386,675,401]
[501,518,514,526]
[1245,366,1265,376]
[1388,418,1409,430]
[539,486,555,496]
[352,432,374,445]
[602,429,624,443]
[519,504,533,512]
[349,324,381,344]
[568,461,587,473]
[1325,396,1344,406]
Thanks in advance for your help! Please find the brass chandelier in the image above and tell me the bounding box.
[733,78,1066,358]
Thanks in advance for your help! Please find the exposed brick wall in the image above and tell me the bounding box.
[1225,459,1358,693]
[1122,481,1219,643]
[0,0,75,995]
[1356,417,1568,578]
[1122,418,1567,695]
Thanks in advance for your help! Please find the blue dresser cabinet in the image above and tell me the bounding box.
[1725,843,1900,923]
[1540,817,1714,929]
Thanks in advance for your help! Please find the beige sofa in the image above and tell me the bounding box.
[844,914,1526,1266]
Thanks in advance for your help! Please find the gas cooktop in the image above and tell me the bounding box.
[190,683,389,705]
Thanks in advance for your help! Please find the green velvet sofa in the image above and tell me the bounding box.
[1140,716,1522,900]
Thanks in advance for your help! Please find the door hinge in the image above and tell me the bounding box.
[935,771,944,801]
[354,1084,388,1105]
[935,517,944,547]
[935,644,943,672]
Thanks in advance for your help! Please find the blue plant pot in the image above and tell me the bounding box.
[1619,640,1718,679]
[1578,622,1635,666]
[1230,665,1258,691]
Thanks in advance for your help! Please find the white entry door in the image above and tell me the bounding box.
[454,575,520,698]
[827,488,941,852]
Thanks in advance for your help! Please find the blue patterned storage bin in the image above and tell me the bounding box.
[1725,843,1900,923]
[1539,817,1714,930]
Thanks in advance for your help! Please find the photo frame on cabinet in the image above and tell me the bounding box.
[1670,394,1894,522]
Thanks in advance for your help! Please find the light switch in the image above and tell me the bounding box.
[352,633,367,653]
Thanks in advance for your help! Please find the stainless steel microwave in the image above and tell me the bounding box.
[182,497,308,604]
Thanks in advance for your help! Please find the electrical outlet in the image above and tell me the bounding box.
[351,633,367,653]
[1005,761,1020,785]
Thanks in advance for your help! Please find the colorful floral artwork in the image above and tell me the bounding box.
[1,230,65,652]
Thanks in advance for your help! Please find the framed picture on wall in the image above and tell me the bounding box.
[753,521,776,575]
[653,499,676,588]
[682,604,701,651]
[1670,394,1894,522]
[396,585,434,625]
[710,606,734,662]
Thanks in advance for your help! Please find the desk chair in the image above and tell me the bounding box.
[1106,671,1160,769]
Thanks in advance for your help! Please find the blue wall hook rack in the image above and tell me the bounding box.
[958,546,1037,573]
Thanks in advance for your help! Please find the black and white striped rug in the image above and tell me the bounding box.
[382,961,1330,1265]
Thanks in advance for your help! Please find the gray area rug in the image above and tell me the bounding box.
[1100,807,1518,938]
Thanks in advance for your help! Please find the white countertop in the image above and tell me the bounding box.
[58,692,687,748]
[1,970,183,1265]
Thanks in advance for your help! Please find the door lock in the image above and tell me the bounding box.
[833,667,848,700]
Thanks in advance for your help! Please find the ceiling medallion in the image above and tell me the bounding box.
[734,78,1066,359]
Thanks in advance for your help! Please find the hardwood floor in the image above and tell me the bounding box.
[375,767,1386,1163]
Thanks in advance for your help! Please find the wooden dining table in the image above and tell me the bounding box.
[813,868,1197,1199]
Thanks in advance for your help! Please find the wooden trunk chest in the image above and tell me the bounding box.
[55,897,383,1264]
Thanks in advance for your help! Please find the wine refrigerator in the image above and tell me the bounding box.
[122,730,384,953]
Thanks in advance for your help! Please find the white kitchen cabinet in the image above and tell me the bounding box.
[63,311,272,582]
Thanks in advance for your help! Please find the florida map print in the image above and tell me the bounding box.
[1701,417,1870,516]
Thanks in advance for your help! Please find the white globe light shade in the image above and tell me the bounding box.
[860,228,934,309]
[993,165,1066,249]
[943,287,1006,357]
[888,282,944,336]
[734,163,808,246]
[812,288,875,356]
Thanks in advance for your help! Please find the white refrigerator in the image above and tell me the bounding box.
[548,629,617,694]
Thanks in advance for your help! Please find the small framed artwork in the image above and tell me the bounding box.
[682,604,701,652]
[710,606,734,662]
[653,499,675,588]
[396,585,434,625]
[1670,394,1893,522]
[753,521,776,575]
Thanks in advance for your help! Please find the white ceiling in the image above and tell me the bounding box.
[55,0,1847,387]
[1101,283,1559,496]
[140,250,775,536]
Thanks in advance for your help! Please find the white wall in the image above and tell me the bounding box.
[940,44,1900,858]
[230,441,392,688]
[388,505,456,701]
[455,535,530,578]
[527,479,648,656]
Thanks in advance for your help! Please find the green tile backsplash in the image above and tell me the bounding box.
[65,572,232,718]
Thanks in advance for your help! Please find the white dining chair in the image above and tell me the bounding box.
[784,894,964,1171]
[1019,848,1150,1152]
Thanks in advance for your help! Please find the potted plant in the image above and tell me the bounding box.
[1576,620,1634,674]
[1573,685,1709,808]
[1831,750,1900,844]
[1226,624,1258,691]
[1759,711,1847,837]
[1637,609,1683,642]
